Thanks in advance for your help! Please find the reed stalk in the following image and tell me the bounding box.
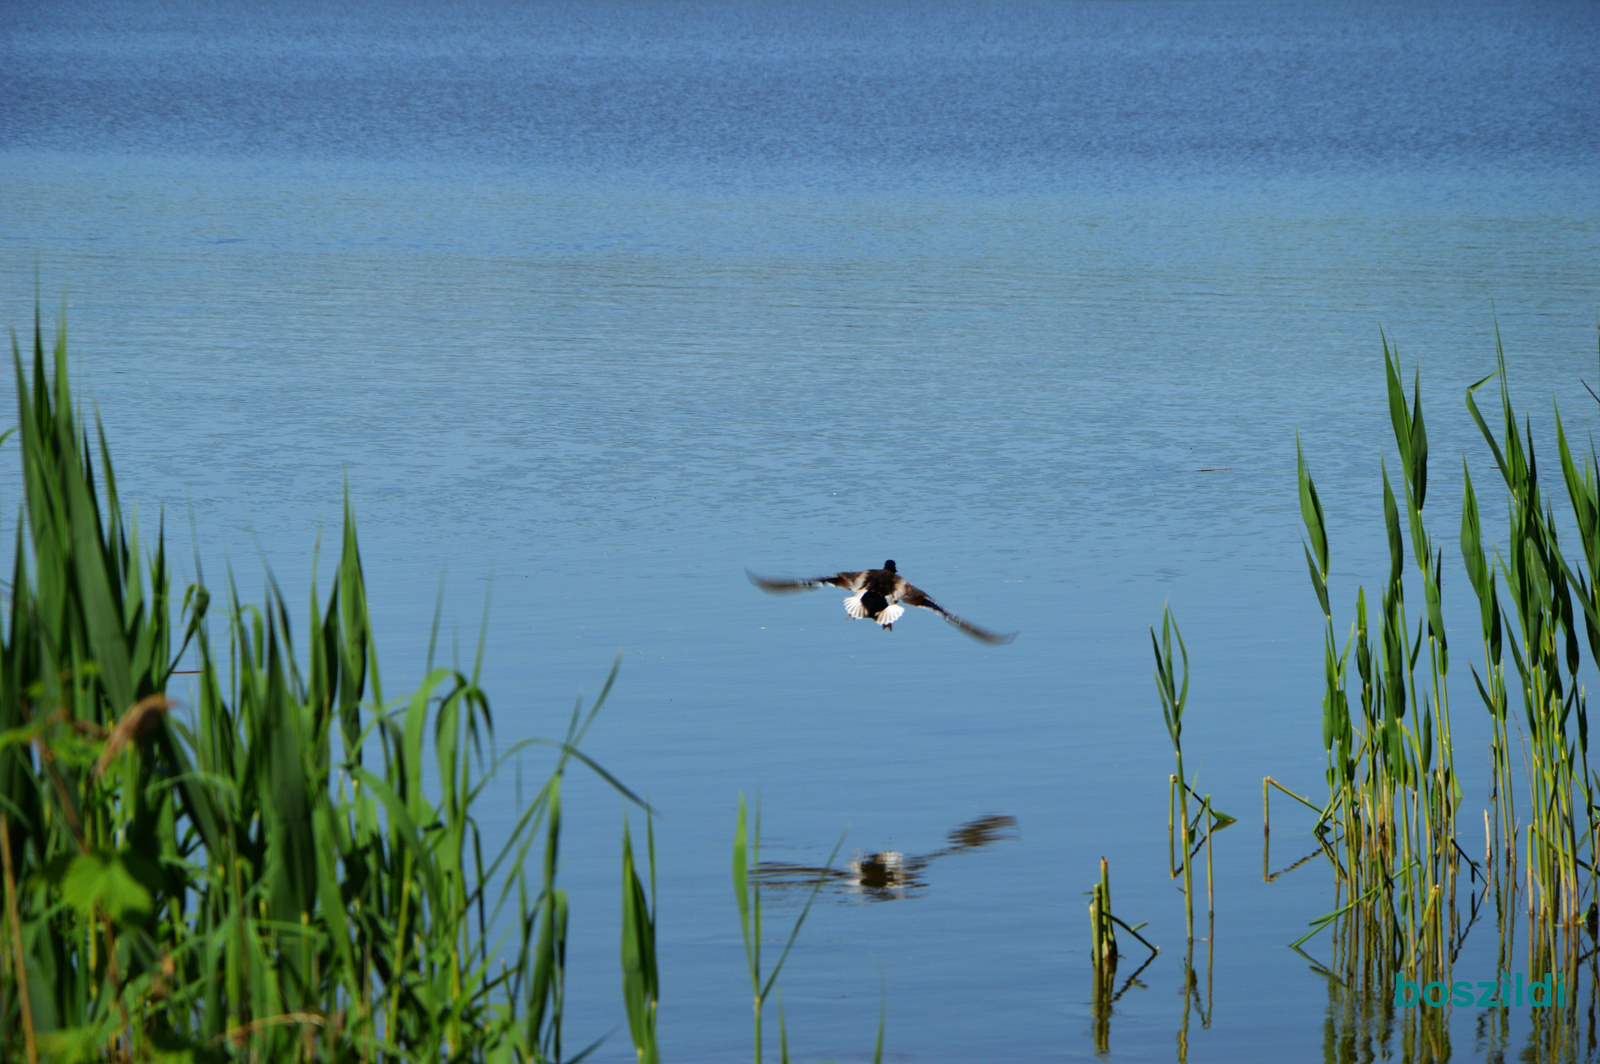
[733,795,844,1064]
[1153,607,1232,942]
[1090,856,1117,968]
[1153,608,1195,940]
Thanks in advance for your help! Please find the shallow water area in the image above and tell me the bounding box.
[3,1,1600,1059]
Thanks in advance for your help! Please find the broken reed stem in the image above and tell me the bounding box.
[1090,857,1117,968]
[1178,763,1194,941]
[1205,797,1215,919]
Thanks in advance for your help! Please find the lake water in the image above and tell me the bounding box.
[3,1,1599,1059]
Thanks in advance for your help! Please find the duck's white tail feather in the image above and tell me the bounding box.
[877,604,905,626]
[844,592,868,619]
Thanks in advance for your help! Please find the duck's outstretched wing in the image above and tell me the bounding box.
[901,584,1018,645]
[746,569,865,594]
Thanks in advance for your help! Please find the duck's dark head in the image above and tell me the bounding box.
[883,559,897,573]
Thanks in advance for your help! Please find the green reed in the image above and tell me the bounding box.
[1148,608,1228,1064]
[0,309,663,1062]
[731,795,853,1064]
[1288,339,1464,978]
[1085,856,1156,1058]
[621,815,660,1064]
[1312,875,1599,1064]
[1280,326,1600,1018]
[1465,329,1600,940]
[1152,607,1196,942]
[1087,855,1156,971]
[1089,856,1117,969]
[1151,607,1231,942]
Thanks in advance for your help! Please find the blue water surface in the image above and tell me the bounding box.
[3,2,1599,1059]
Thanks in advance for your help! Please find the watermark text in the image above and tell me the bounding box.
[1393,972,1566,1008]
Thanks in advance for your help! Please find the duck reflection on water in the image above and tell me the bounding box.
[752,814,1018,902]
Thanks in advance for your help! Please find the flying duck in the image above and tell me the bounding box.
[746,560,1016,644]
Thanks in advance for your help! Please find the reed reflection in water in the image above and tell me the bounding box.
[1297,871,1600,1064]
[753,814,1018,902]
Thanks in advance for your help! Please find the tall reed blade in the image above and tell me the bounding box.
[621,814,661,1064]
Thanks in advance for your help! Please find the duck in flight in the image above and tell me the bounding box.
[747,560,1016,644]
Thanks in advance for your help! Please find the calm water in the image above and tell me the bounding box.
[3,1,1599,1059]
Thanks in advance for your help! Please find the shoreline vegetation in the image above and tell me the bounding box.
[6,298,1600,1062]
[1094,326,1600,1062]
[1259,328,1600,1061]
[0,309,865,1064]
